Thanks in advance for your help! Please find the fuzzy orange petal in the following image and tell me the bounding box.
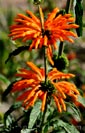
[26,62,43,79]
[52,94,62,113]
[12,79,35,92]
[41,91,47,111]
[26,10,40,24]
[23,85,39,104]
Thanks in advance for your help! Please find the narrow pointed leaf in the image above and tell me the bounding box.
[75,0,83,36]
[4,102,22,126]
[54,119,79,133]
[28,101,41,129]
[2,81,16,100]
[5,46,29,63]
[67,102,81,122]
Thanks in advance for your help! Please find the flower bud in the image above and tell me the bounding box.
[53,54,69,71]
[33,0,42,5]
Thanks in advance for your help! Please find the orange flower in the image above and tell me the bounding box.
[12,62,79,112]
[9,8,79,65]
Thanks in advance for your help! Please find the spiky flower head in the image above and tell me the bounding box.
[11,62,80,112]
[9,7,79,65]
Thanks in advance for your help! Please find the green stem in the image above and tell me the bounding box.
[58,41,64,57]
[38,5,47,133]
[65,0,71,13]
[58,0,71,57]
[38,5,47,82]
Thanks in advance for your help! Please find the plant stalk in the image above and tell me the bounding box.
[38,5,47,133]
[43,47,47,83]
[38,5,47,82]
[58,0,71,57]
[65,0,71,13]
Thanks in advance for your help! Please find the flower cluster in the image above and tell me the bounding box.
[9,7,79,65]
[9,6,80,113]
[12,62,79,112]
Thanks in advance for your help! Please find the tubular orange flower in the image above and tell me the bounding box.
[9,7,79,65]
[11,62,80,112]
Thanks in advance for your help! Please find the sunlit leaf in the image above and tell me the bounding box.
[77,95,85,107]
[4,102,22,126]
[66,102,81,122]
[21,128,33,133]
[28,101,41,129]
[4,115,14,127]
[53,119,79,133]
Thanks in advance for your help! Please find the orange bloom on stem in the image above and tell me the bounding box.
[9,7,79,65]
[12,62,79,112]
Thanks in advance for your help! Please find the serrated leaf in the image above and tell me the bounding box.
[28,101,41,129]
[77,95,85,107]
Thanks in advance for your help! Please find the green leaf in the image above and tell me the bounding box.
[21,128,34,133]
[54,119,79,133]
[66,102,81,122]
[2,81,16,100]
[4,115,14,128]
[4,102,22,126]
[5,46,29,63]
[21,129,30,133]
[28,101,41,129]
[77,95,85,107]
[55,130,66,133]
[5,102,22,115]
[0,74,10,84]
[43,123,49,133]
[75,0,83,36]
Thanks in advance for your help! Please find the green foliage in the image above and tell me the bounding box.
[42,104,80,133]
[75,0,83,36]
[0,74,10,84]
[66,102,81,122]
[77,95,85,107]
[5,46,30,63]
[2,81,16,101]
[28,101,41,129]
